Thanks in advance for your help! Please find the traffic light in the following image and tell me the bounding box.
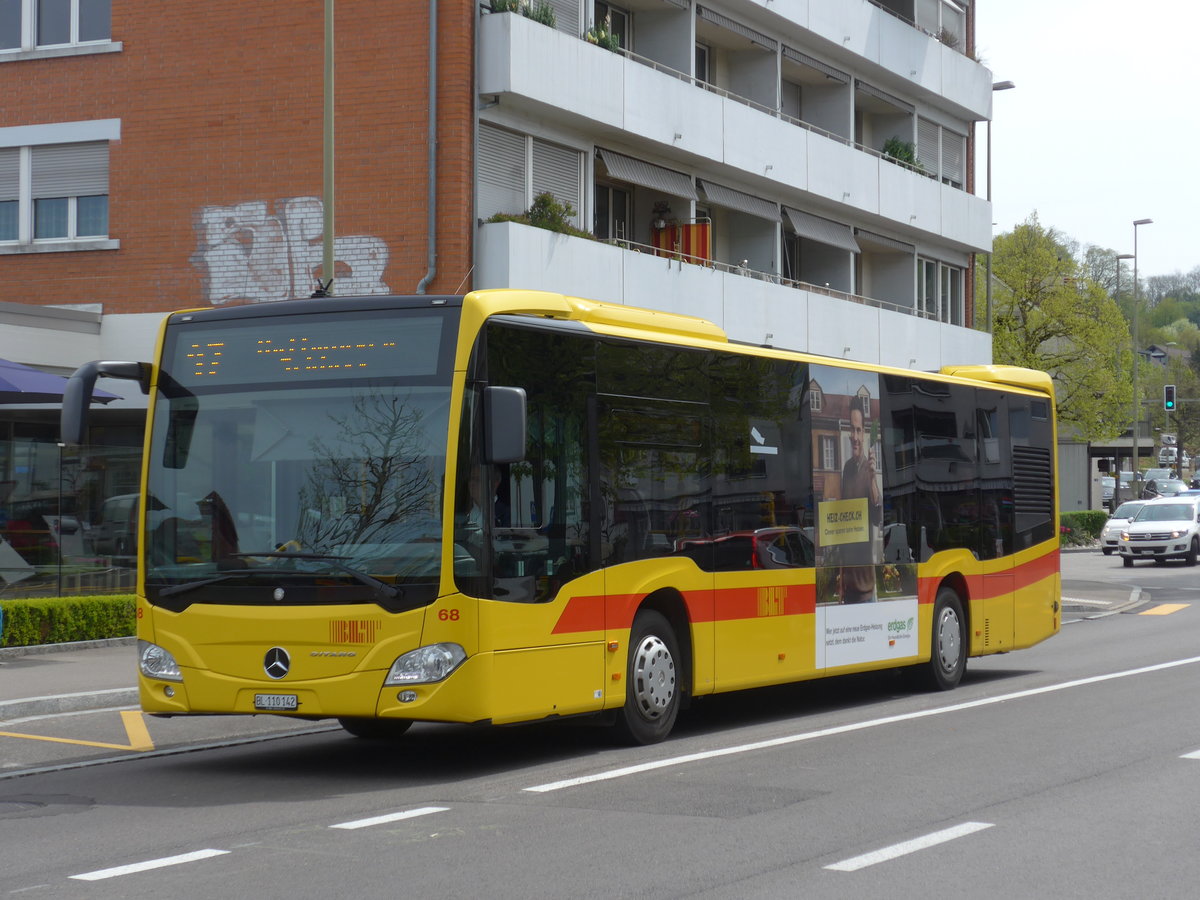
[1165,384,1177,411]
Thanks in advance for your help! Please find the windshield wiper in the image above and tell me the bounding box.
[158,573,242,599]
[227,551,403,601]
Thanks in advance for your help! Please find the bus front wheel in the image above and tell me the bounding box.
[920,587,966,691]
[338,717,413,740]
[615,610,681,745]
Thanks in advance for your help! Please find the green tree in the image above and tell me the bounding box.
[989,214,1133,441]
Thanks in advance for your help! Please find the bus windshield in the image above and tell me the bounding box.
[143,306,458,611]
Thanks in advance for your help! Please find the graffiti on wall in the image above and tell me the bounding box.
[193,197,390,305]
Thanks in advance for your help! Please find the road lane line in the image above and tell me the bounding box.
[1181,750,1200,759]
[525,654,1200,793]
[824,822,994,872]
[330,806,449,830]
[70,849,229,881]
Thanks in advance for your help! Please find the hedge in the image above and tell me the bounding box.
[1060,510,1107,547]
[0,595,136,648]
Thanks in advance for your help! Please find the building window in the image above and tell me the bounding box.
[695,42,710,85]
[918,257,936,317]
[809,383,823,411]
[477,122,582,227]
[820,434,837,471]
[0,140,110,245]
[594,1,628,50]
[941,263,963,325]
[918,256,964,325]
[1,0,110,51]
[593,183,629,242]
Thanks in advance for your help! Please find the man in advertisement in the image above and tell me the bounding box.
[836,403,883,602]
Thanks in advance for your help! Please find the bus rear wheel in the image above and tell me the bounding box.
[918,586,966,691]
[338,717,413,739]
[614,610,680,745]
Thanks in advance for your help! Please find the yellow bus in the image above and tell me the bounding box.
[62,290,1060,744]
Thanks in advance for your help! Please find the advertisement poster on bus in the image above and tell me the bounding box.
[809,364,919,665]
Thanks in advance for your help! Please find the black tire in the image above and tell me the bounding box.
[614,610,681,745]
[1123,556,1133,568]
[919,586,966,691]
[337,717,413,740]
[1102,548,1112,556]
[1188,539,1198,567]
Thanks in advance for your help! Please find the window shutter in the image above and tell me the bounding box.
[547,0,580,37]
[917,117,940,176]
[31,142,108,198]
[0,147,17,201]
[478,123,528,221]
[941,129,964,186]
[531,138,581,225]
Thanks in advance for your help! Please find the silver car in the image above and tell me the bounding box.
[1101,501,1145,555]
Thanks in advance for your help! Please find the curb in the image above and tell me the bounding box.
[0,636,135,661]
[0,688,139,723]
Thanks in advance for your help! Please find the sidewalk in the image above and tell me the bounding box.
[0,638,138,722]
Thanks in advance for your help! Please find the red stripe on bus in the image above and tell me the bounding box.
[552,582,817,634]
[550,547,1058,634]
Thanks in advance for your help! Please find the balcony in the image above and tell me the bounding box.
[475,220,991,370]
[478,11,990,252]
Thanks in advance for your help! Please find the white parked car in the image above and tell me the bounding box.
[1101,500,1146,555]
[1118,496,1200,567]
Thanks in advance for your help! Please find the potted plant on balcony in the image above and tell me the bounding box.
[586,16,621,52]
[882,137,924,172]
[490,0,557,28]
[486,192,595,239]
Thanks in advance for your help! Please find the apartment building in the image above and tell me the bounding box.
[0,0,995,585]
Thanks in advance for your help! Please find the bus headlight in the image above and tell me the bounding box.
[384,643,466,686]
[138,640,183,682]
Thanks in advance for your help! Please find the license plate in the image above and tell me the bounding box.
[254,693,299,711]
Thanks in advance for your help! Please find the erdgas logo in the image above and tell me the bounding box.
[887,618,915,634]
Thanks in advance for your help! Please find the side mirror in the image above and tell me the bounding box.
[484,386,526,464]
[61,360,151,445]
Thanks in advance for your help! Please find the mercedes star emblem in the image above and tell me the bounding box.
[264,647,290,679]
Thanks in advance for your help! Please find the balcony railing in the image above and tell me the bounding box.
[592,44,936,182]
[599,235,935,320]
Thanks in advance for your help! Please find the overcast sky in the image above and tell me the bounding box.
[975,1,1198,278]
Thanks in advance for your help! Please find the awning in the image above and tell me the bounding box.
[696,5,777,51]
[596,149,698,200]
[782,46,849,84]
[0,358,120,404]
[699,180,779,221]
[784,207,860,253]
[855,80,915,114]
[854,229,915,254]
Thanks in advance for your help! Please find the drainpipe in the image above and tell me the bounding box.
[416,0,438,293]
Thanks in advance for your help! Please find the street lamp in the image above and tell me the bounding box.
[1115,251,1134,501]
[985,81,1016,334]
[1132,218,1153,490]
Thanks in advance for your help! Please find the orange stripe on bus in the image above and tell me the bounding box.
[551,546,1059,634]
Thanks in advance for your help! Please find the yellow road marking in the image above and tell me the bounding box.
[1140,603,1189,616]
[120,710,155,751]
[0,710,156,752]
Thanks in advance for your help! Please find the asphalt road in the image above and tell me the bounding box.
[4,559,1200,898]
